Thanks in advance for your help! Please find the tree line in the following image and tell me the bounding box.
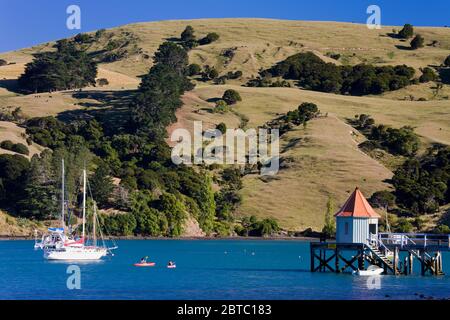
[251,51,416,96]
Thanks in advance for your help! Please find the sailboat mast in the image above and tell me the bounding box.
[82,169,86,241]
[93,201,97,247]
[61,159,65,229]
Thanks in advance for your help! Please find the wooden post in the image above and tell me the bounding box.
[408,252,413,275]
[310,245,315,272]
[335,248,340,273]
[434,253,438,275]
[393,246,399,275]
[420,250,426,276]
[358,249,365,271]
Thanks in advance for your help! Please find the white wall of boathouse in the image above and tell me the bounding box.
[336,217,378,244]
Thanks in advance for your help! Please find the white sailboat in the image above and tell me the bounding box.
[36,161,116,261]
[34,159,79,250]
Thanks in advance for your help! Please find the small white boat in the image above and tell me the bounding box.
[353,265,384,276]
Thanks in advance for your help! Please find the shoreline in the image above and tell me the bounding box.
[0,235,322,242]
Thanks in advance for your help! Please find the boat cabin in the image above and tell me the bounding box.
[334,187,381,244]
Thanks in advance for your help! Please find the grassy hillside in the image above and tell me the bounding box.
[1,18,450,232]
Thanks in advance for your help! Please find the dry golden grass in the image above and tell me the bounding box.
[0,210,47,237]
[1,19,450,231]
[192,85,450,147]
[181,85,403,230]
[0,121,45,158]
[2,19,450,85]
[238,116,392,231]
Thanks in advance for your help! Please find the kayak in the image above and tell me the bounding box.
[167,264,176,269]
[134,262,156,267]
[353,265,383,276]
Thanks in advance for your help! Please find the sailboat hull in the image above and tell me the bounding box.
[44,247,108,260]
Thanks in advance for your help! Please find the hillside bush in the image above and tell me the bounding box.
[222,89,242,105]
[410,34,425,50]
[398,24,414,39]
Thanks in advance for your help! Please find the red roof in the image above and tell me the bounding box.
[334,187,381,218]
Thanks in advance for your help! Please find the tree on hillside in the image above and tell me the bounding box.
[419,67,437,83]
[199,33,220,45]
[181,25,195,42]
[297,102,319,122]
[187,63,202,76]
[153,42,189,75]
[222,89,242,105]
[392,147,450,214]
[90,162,114,208]
[322,196,336,238]
[18,41,97,93]
[0,154,30,206]
[18,151,58,220]
[157,193,186,237]
[410,34,424,50]
[398,24,414,39]
[369,191,396,209]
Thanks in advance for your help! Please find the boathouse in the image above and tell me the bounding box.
[310,186,448,275]
[335,187,380,244]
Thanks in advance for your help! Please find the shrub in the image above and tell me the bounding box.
[297,102,319,121]
[213,76,227,85]
[74,33,92,44]
[0,59,7,66]
[11,143,29,156]
[199,33,220,45]
[187,63,201,76]
[410,34,424,50]
[226,70,243,80]
[96,78,109,86]
[434,225,450,234]
[222,89,242,105]
[248,218,280,237]
[369,125,420,156]
[208,68,219,80]
[444,55,450,67]
[398,24,414,39]
[369,191,396,209]
[354,114,375,129]
[213,100,230,113]
[0,140,14,151]
[419,67,437,83]
[394,218,413,233]
[216,122,227,134]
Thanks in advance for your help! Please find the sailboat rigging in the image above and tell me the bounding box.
[34,160,117,260]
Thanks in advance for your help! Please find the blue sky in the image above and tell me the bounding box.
[0,0,449,52]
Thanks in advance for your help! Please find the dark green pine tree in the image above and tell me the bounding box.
[18,151,59,220]
[18,40,97,93]
[180,25,195,42]
[89,162,114,208]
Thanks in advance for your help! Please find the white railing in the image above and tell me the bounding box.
[378,233,449,249]
[369,233,393,257]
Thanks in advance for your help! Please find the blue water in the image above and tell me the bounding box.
[0,240,449,300]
